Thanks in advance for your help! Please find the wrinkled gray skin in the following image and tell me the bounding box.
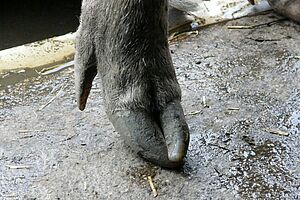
[249,0,300,23]
[75,0,190,168]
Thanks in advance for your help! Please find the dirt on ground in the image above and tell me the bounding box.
[0,13,299,200]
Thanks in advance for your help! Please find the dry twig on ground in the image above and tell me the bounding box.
[147,176,158,198]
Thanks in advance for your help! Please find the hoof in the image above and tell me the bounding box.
[109,101,189,169]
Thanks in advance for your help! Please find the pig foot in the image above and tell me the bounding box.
[109,100,189,169]
[168,7,195,32]
[248,0,300,23]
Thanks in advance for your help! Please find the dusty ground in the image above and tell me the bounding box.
[0,13,299,199]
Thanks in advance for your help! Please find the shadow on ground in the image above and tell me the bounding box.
[0,0,81,50]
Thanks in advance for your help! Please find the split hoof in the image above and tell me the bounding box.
[109,101,189,169]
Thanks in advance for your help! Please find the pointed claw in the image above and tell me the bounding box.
[75,65,97,111]
[160,100,189,162]
[109,110,185,168]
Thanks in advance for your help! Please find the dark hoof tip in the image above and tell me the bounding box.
[141,154,185,169]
